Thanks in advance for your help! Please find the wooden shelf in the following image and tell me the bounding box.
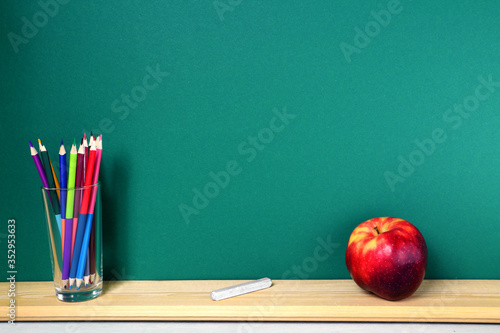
[1,280,499,322]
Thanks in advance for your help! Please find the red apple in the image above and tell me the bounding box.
[345,217,427,301]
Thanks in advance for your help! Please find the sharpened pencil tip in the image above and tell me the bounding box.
[38,138,41,144]
[73,138,76,145]
[29,140,33,147]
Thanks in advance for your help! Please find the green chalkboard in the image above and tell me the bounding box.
[1,1,499,282]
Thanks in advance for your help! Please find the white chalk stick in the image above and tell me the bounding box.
[211,277,273,301]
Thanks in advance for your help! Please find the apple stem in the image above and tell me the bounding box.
[374,226,380,235]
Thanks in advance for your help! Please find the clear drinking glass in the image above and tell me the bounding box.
[41,182,103,302]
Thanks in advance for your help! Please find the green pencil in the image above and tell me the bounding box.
[65,140,78,219]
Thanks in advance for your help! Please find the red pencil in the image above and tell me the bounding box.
[80,139,96,215]
[89,135,102,283]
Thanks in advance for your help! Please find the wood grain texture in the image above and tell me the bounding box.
[1,280,499,322]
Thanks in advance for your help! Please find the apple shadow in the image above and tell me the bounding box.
[102,279,129,294]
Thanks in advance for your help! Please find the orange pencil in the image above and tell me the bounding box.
[50,160,60,200]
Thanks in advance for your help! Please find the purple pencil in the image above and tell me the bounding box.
[29,141,49,188]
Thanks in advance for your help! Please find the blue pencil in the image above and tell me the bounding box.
[59,141,67,244]
[75,212,95,289]
[69,211,89,288]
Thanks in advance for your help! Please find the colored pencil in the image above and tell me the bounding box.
[76,136,102,289]
[94,175,102,285]
[38,140,61,234]
[83,133,88,182]
[49,159,61,201]
[29,141,49,187]
[89,204,96,284]
[72,142,85,258]
[66,140,78,219]
[38,139,45,167]
[89,136,98,284]
[59,141,67,251]
[31,141,62,271]
[84,251,90,286]
[69,139,96,288]
[66,141,78,229]
[41,185,63,273]
[61,141,77,287]
[30,141,58,236]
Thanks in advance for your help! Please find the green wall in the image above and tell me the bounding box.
[1,0,499,281]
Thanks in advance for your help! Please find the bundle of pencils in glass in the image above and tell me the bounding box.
[29,133,103,290]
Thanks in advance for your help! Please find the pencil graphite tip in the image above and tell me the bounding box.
[59,142,66,155]
[78,143,85,154]
[70,142,78,154]
[73,138,76,146]
[38,138,44,151]
[29,140,33,148]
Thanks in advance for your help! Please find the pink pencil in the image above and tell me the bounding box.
[87,136,102,215]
